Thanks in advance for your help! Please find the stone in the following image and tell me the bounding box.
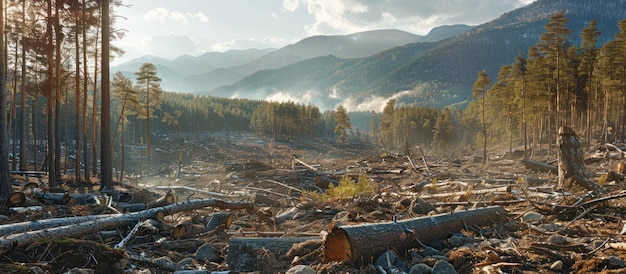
[521,211,544,224]
[196,243,220,262]
[409,263,432,274]
[285,265,316,274]
[432,260,457,274]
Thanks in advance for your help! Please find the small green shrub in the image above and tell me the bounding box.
[309,173,376,202]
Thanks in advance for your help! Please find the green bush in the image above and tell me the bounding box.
[309,173,376,202]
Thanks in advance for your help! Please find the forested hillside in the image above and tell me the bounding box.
[214,0,626,110]
[3,0,626,186]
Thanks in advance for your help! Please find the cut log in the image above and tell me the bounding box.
[32,191,70,205]
[522,158,558,174]
[226,237,319,272]
[323,206,507,265]
[205,212,233,231]
[557,126,602,193]
[147,192,175,208]
[154,238,206,252]
[5,192,25,207]
[0,198,254,251]
[172,221,206,240]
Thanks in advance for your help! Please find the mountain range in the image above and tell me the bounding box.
[112,0,626,112]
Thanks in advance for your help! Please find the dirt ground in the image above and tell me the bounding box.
[1,132,626,274]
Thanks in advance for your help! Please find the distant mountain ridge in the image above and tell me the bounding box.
[211,0,626,111]
[112,26,473,93]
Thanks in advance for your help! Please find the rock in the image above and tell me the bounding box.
[591,240,606,249]
[177,257,194,268]
[432,260,457,274]
[550,260,563,271]
[173,271,208,274]
[375,250,409,273]
[448,234,473,247]
[285,265,316,274]
[196,243,220,262]
[409,263,432,274]
[539,223,560,231]
[547,234,568,245]
[521,211,544,224]
[607,256,626,268]
[412,198,436,215]
[62,269,94,274]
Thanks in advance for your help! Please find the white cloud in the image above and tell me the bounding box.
[282,0,300,12]
[294,0,535,36]
[143,7,209,25]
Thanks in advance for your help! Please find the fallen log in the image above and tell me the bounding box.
[419,186,511,199]
[154,238,206,252]
[32,191,70,205]
[0,198,254,251]
[323,206,507,265]
[172,221,206,240]
[205,212,233,231]
[522,158,558,174]
[227,237,319,272]
[147,192,175,208]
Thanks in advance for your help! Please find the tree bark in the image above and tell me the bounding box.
[557,126,602,193]
[100,0,113,189]
[323,206,507,265]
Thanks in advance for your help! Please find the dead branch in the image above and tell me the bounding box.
[523,158,558,174]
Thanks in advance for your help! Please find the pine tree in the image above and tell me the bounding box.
[135,63,162,175]
[334,105,351,159]
[472,70,492,164]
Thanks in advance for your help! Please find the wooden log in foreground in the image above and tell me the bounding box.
[323,206,507,265]
[0,198,254,251]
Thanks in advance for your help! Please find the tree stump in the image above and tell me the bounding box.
[556,126,602,193]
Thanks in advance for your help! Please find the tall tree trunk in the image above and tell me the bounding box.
[19,0,26,171]
[91,28,98,177]
[75,28,81,182]
[100,0,113,189]
[146,78,151,175]
[54,0,62,183]
[81,0,90,181]
[32,93,37,170]
[46,0,56,186]
[0,0,13,203]
[10,36,17,171]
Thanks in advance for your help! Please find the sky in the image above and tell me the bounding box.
[112,0,537,65]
